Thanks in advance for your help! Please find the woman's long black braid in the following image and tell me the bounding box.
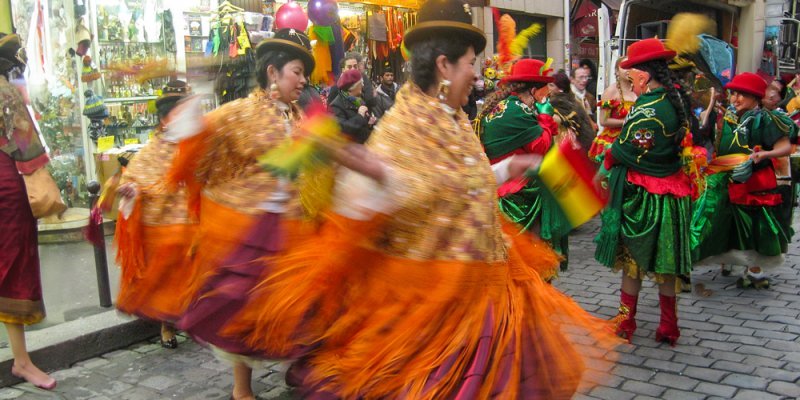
[639,60,692,144]
[476,81,531,122]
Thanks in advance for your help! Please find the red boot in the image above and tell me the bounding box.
[655,294,680,346]
[610,290,637,343]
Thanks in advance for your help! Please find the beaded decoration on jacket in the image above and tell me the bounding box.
[196,88,305,217]
[122,129,193,226]
[365,83,508,263]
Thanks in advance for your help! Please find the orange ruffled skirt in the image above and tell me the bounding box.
[222,214,620,399]
[117,196,259,321]
[115,221,196,321]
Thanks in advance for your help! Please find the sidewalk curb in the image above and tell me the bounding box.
[0,310,159,387]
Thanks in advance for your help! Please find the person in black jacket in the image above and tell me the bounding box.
[373,65,399,120]
[329,52,378,113]
[329,68,375,143]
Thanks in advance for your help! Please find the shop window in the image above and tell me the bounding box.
[13,0,92,208]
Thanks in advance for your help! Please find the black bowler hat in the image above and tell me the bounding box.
[256,28,315,74]
[156,80,192,108]
[403,0,486,54]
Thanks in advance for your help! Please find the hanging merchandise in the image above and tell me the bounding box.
[163,10,177,54]
[74,0,87,17]
[75,20,92,56]
[275,2,309,31]
[385,7,404,50]
[309,28,333,86]
[80,56,101,82]
[308,0,338,26]
[341,25,356,52]
[367,11,387,42]
[365,6,416,84]
[330,18,344,78]
[306,0,342,80]
[83,90,109,141]
[208,1,257,104]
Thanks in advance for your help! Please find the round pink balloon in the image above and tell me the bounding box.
[275,2,309,31]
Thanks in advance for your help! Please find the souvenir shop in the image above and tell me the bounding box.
[271,0,418,86]
[5,0,419,214]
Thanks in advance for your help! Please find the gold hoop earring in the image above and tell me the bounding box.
[269,83,279,100]
[437,79,451,102]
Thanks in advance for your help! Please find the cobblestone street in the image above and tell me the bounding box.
[1,218,799,400]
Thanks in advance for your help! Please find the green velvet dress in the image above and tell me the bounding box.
[480,96,572,269]
[691,108,793,269]
[594,88,693,279]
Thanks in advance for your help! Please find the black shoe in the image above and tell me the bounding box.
[737,273,770,289]
[160,337,178,349]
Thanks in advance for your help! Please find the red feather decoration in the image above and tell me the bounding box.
[496,14,516,72]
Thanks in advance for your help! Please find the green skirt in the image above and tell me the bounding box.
[498,180,571,269]
[598,180,692,276]
[691,173,791,265]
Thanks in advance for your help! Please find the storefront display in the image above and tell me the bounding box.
[12,0,92,208]
[7,0,419,214]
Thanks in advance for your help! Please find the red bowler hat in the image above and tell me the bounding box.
[502,58,554,84]
[620,38,676,69]
[724,72,767,99]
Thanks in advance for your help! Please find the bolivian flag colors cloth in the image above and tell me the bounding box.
[533,139,607,227]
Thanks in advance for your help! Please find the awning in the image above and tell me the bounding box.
[572,0,598,37]
[582,0,621,10]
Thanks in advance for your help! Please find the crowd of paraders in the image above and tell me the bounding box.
[1,0,799,398]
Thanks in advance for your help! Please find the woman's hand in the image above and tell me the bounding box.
[507,154,542,179]
[751,137,793,163]
[117,183,138,199]
[750,150,767,164]
[593,171,608,196]
[358,105,369,117]
[368,115,377,125]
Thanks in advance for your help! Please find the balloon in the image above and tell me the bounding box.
[308,0,338,26]
[275,2,309,31]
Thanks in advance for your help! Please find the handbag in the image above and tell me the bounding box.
[0,83,66,219]
[23,166,66,219]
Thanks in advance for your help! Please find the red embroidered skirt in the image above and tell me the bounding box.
[0,151,44,325]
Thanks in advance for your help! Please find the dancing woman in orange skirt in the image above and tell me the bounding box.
[114,81,195,349]
[168,29,317,400]
[220,1,621,398]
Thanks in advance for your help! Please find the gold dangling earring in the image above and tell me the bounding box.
[437,79,451,102]
[269,83,279,100]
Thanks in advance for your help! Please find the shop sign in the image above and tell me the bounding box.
[97,136,115,153]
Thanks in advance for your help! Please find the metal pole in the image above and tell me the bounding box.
[87,180,112,308]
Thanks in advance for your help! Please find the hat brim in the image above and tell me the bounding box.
[256,39,316,75]
[620,50,676,69]
[156,92,188,107]
[502,74,554,84]
[404,21,487,55]
[724,82,765,99]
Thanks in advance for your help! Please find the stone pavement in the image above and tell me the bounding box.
[1,218,799,399]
